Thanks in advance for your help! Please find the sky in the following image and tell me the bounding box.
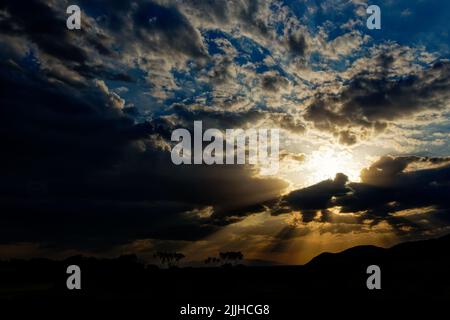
[1,0,450,265]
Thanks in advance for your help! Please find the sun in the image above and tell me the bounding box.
[301,146,362,186]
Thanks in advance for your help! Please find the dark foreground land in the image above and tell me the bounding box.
[1,234,450,316]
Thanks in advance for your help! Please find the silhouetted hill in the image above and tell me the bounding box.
[309,234,450,266]
[307,244,386,267]
[1,235,449,316]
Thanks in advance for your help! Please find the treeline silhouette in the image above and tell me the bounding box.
[205,251,244,266]
[1,235,450,312]
[153,252,186,268]
[151,251,245,268]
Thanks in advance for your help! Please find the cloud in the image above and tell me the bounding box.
[0,0,87,63]
[277,173,350,222]
[287,31,308,57]
[304,60,450,145]
[272,156,450,237]
[131,1,207,59]
[1,0,450,261]
[0,51,287,252]
[261,71,290,92]
[180,0,273,42]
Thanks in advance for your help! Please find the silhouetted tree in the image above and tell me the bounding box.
[204,256,221,266]
[153,252,185,268]
[219,251,244,266]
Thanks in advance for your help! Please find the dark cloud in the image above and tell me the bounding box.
[0,0,131,82]
[277,173,349,222]
[167,104,266,130]
[0,0,87,63]
[184,0,230,25]
[287,32,308,57]
[75,0,208,59]
[305,61,450,144]
[167,104,306,136]
[0,49,286,252]
[261,73,289,92]
[132,1,207,58]
[0,0,209,89]
[338,157,450,233]
[236,0,270,36]
[359,155,450,186]
[274,156,450,236]
[182,0,271,38]
[0,0,290,254]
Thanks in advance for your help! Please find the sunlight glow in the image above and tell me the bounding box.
[302,146,362,186]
